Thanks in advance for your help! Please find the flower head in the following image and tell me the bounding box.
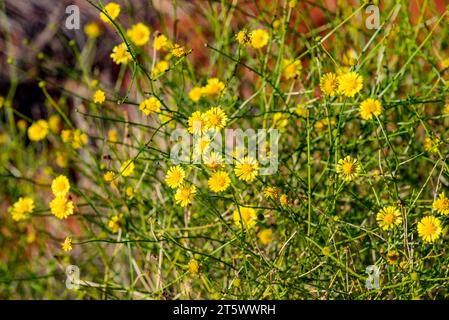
[360,98,382,120]
[93,90,106,104]
[208,171,231,193]
[127,23,150,46]
[263,186,279,200]
[204,151,224,170]
[386,250,399,265]
[9,197,35,221]
[376,206,402,230]
[236,29,252,45]
[139,97,161,115]
[188,87,202,102]
[417,216,442,243]
[433,192,449,216]
[72,129,88,149]
[50,196,74,219]
[28,120,49,141]
[62,237,72,252]
[110,43,132,64]
[108,213,124,233]
[282,58,302,80]
[319,72,338,97]
[204,107,228,131]
[120,160,135,177]
[233,206,257,229]
[258,229,273,245]
[154,34,170,51]
[175,184,196,207]
[84,22,101,39]
[336,156,361,182]
[201,78,225,98]
[424,136,440,154]
[188,259,200,274]
[337,71,363,97]
[250,29,269,49]
[188,111,207,135]
[172,44,186,57]
[165,165,185,189]
[51,175,70,197]
[100,2,121,23]
[152,60,169,77]
[234,156,259,182]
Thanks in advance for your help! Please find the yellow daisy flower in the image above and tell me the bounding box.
[165,165,185,189]
[250,29,269,49]
[376,206,402,230]
[258,229,273,245]
[359,98,382,120]
[208,171,231,193]
[201,78,225,98]
[234,156,259,182]
[188,87,202,102]
[110,43,132,65]
[100,2,121,23]
[127,23,150,46]
[28,120,49,141]
[175,184,196,207]
[9,197,35,222]
[263,186,279,200]
[337,71,363,97]
[152,60,169,77]
[120,160,135,177]
[62,236,72,252]
[72,129,88,149]
[204,107,228,131]
[282,58,302,80]
[188,111,207,135]
[204,151,224,170]
[139,97,161,115]
[154,34,170,51]
[93,89,106,104]
[236,29,252,45]
[50,196,74,219]
[233,206,257,229]
[417,216,442,243]
[336,156,361,182]
[433,192,449,216]
[84,22,101,39]
[51,175,70,197]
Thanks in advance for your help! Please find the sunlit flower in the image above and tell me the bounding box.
[234,156,259,182]
[165,165,185,189]
[139,97,161,115]
[188,111,207,135]
[204,107,228,131]
[236,29,252,45]
[28,120,49,141]
[120,160,135,177]
[108,213,124,233]
[188,87,202,102]
[72,129,88,149]
[50,196,74,219]
[100,2,121,23]
[194,136,211,155]
[51,175,70,197]
[208,171,231,193]
[336,156,361,182]
[84,22,102,38]
[263,186,279,200]
[376,206,402,230]
[433,192,449,216]
[9,197,35,221]
[108,129,118,142]
[201,78,225,98]
[360,98,382,120]
[154,34,170,51]
[424,136,440,154]
[152,60,169,77]
[172,44,186,57]
[203,151,224,170]
[233,206,257,229]
[110,43,132,64]
[282,58,302,80]
[417,216,442,243]
[62,236,72,252]
[250,29,269,49]
[258,229,273,245]
[127,23,150,46]
[319,72,338,97]
[175,184,196,207]
[48,114,62,133]
[188,259,200,274]
[93,89,106,104]
[337,71,363,97]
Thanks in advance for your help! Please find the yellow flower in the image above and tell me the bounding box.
[152,60,169,77]
[188,87,202,102]
[50,196,74,219]
[208,171,231,193]
[17,119,27,130]
[319,72,338,97]
[294,104,308,117]
[441,58,449,70]
[337,71,363,97]
[93,89,106,104]
[9,197,35,221]
[188,259,200,274]
[165,165,185,189]
[282,58,302,80]
[236,29,252,45]
[56,152,68,168]
[120,160,135,177]
[84,22,101,39]
[127,23,150,46]
[444,103,449,115]
[108,213,124,233]
[172,44,186,57]
[72,129,88,149]
[187,111,207,135]
[175,184,196,207]
[336,156,361,182]
[342,49,357,66]
[376,206,402,230]
[61,129,72,143]
[62,237,72,252]
[234,156,259,182]
[424,136,440,153]
[258,229,273,245]
[108,129,118,142]
[51,175,70,197]
[154,34,170,50]
[110,43,132,64]
[250,29,269,49]
[233,206,257,229]
[139,97,161,115]
[126,187,134,198]
[100,2,121,23]
[28,120,49,141]
[194,136,211,155]
[201,78,225,98]
[386,250,400,265]
[204,107,228,131]
[204,151,224,170]
[279,194,288,205]
[104,171,115,182]
[433,192,449,215]
[360,98,382,120]
[263,186,279,200]
[417,216,442,243]
[48,114,62,133]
